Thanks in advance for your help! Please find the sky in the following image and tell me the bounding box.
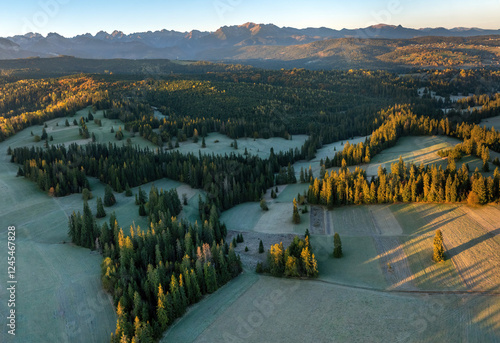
[0,0,499,37]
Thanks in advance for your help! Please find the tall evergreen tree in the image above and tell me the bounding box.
[433,229,445,262]
[96,196,106,218]
[333,233,342,258]
[104,185,116,207]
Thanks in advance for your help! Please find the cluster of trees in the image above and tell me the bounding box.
[309,157,500,207]
[68,185,241,342]
[263,235,318,278]
[11,145,89,196]
[68,201,99,249]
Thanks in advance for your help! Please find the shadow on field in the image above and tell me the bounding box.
[446,228,500,259]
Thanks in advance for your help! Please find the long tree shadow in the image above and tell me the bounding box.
[446,228,500,259]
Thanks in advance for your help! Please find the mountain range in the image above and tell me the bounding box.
[1,23,500,69]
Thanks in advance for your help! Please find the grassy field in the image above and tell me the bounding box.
[2,106,159,152]
[221,201,309,235]
[364,135,459,177]
[480,114,500,130]
[163,274,500,343]
[392,203,500,292]
[293,135,368,179]
[0,144,116,343]
[173,132,308,159]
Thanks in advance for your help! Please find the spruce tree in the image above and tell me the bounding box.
[104,185,116,207]
[433,229,444,262]
[258,239,264,254]
[139,203,147,216]
[333,233,342,258]
[96,196,106,218]
[125,183,132,197]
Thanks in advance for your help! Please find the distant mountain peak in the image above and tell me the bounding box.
[47,32,64,39]
[239,22,258,29]
[2,23,500,62]
[111,30,125,38]
[368,24,397,29]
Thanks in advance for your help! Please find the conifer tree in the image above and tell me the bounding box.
[104,185,116,207]
[96,196,106,218]
[333,233,342,258]
[259,239,264,254]
[433,229,444,262]
[125,183,132,197]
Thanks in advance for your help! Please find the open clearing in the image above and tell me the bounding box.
[164,275,500,343]
[392,203,500,291]
[222,202,310,235]
[293,135,368,179]
[363,135,491,178]
[364,135,459,177]
[480,114,500,130]
[173,132,308,159]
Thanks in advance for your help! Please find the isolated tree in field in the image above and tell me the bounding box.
[271,189,277,199]
[259,239,264,253]
[433,229,444,262]
[292,198,300,224]
[260,198,269,211]
[65,119,70,127]
[104,185,116,207]
[333,233,342,258]
[201,136,206,148]
[96,196,106,218]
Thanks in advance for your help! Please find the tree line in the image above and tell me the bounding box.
[309,157,500,207]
